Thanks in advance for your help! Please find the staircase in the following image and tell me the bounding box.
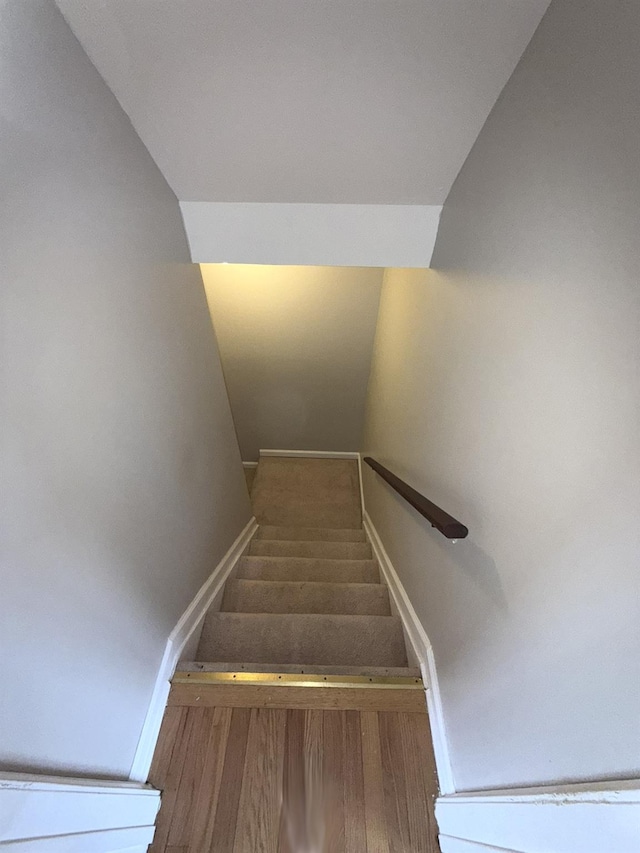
[187,456,416,677]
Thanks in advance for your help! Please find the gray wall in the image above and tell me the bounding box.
[363,0,640,790]
[202,264,383,460]
[0,1,251,778]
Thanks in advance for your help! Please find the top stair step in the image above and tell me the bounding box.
[256,525,366,542]
[249,539,372,560]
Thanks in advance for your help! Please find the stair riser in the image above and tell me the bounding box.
[237,556,380,584]
[222,580,391,616]
[256,526,366,542]
[249,540,372,559]
[197,613,408,668]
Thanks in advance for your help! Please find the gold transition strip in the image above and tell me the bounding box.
[173,671,424,690]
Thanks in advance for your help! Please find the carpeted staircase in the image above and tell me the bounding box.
[189,457,416,676]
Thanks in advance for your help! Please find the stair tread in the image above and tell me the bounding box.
[252,457,362,529]
[222,578,391,615]
[197,612,407,667]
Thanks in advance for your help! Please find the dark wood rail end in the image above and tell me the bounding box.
[363,457,468,540]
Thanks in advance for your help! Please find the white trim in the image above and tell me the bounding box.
[435,780,640,853]
[363,510,455,795]
[259,449,360,459]
[242,461,258,469]
[356,453,366,520]
[0,771,159,852]
[180,201,442,268]
[128,516,258,782]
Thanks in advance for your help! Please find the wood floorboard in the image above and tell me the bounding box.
[233,708,286,852]
[323,709,346,852]
[361,710,390,853]
[343,709,367,851]
[379,711,412,853]
[210,707,252,852]
[278,709,305,852]
[168,707,214,846]
[189,706,232,852]
[148,706,195,853]
[150,688,440,853]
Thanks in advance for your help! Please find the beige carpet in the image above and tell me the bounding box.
[250,457,362,529]
[194,456,411,672]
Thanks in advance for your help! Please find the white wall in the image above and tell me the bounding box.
[181,203,442,268]
[201,265,383,460]
[363,0,640,791]
[57,0,550,206]
[0,1,251,779]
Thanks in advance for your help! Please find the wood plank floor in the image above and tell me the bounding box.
[149,688,440,852]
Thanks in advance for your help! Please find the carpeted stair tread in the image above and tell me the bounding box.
[256,525,366,542]
[178,661,421,678]
[251,457,362,528]
[249,539,372,560]
[222,578,391,615]
[237,555,380,584]
[196,612,408,667]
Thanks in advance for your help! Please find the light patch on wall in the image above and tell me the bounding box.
[200,264,384,460]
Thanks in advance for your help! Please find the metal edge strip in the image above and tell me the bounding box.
[172,671,424,690]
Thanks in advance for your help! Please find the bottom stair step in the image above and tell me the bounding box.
[196,612,408,668]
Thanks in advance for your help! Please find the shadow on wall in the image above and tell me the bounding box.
[377,475,508,614]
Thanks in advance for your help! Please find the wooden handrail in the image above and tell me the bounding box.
[363,457,468,540]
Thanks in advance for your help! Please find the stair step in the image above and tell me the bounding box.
[196,613,408,667]
[237,556,380,584]
[256,525,366,542]
[179,661,422,678]
[222,579,391,615]
[252,458,362,529]
[249,539,372,560]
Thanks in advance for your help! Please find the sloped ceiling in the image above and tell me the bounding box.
[57,0,550,204]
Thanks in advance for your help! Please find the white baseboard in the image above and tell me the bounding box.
[0,771,159,851]
[363,510,455,795]
[259,449,360,459]
[242,461,258,469]
[436,780,640,853]
[356,453,366,520]
[128,516,258,782]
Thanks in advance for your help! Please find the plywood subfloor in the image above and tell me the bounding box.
[149,695,440,852]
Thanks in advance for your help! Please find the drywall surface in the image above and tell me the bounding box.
[57,0,549,204]
[201,265,383,460]
[363,0,640,791]
[181,202,442,268]
[0,1,251,778]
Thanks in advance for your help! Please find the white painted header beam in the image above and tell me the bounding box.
[180,202,441,268]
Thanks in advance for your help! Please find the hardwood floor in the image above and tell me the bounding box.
[149,686,440,852]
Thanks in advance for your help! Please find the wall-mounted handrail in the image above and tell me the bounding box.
[363,457,468,540]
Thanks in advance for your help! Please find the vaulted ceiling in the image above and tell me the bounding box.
[57,0,550,205]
